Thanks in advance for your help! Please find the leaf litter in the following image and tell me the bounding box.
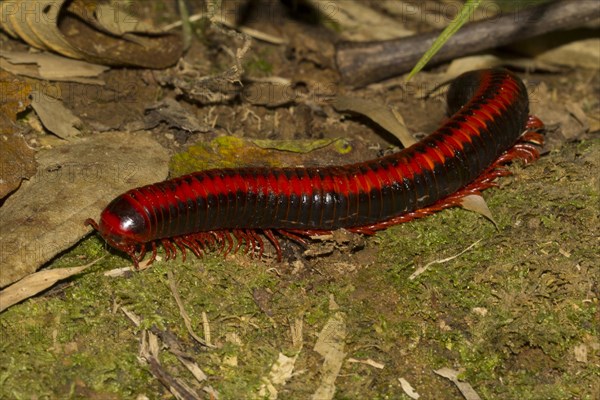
[0,131,168,289]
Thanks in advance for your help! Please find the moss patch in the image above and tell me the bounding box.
[1,140,598,399]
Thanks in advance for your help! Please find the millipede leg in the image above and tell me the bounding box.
[162,239,178,260]
[277,229,310,246]
[149,241,158,264]
[126,246,141,270]
[232,229,247,254]
[173,237,188,262]
[137,245,147,264]
[263,229,282,261]
[182,236,202,258]
[222,231,234,257]
[215,232,226,254]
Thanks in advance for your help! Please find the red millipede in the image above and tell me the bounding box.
[86,69,545,267]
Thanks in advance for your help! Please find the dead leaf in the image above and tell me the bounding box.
[459,194,497,228]
[0,51,108,84]
[529,82,590,148]
[347,358,384,369]
[63,15,183,69]
[30,91,82,139]
[0,71,37,198]
[573,344,588,363]
[258,352,299,399]
[242,81,296,107]
[2,0,87,59]
[0,131,169,288]
[0,133,37,199]
[143,98,210,133]
[313,0,413,41]
[90,2,164,35]
[312,300,346,400]
[434,367,482,400]
[332,95,415,147]
[445,55,504,80]
[0,259,100,312]
[0,70,32,122]
[398,377,420,399]
[0,0,182,68]
[537,38,600,69]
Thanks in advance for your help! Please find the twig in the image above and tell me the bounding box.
[168,269,215,348]
[409,239,482,280]
[336,1,600,87]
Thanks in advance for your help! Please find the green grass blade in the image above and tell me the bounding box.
[406,0,483,81]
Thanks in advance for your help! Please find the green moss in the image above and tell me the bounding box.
[2,141,598,398]
[245,56,274,75]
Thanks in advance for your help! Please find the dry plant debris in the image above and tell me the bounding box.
[0,131,168,288]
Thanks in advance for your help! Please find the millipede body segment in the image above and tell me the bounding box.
[86,69,544,266]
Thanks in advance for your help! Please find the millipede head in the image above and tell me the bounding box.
[85,195,150,264]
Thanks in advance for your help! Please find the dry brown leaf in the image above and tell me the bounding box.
[59,9,182,68]
[529,82,590,148]
[0,71,37,199]
[0,131,169,288]
[0,133,37,199]
[30,92,80,138]
[30,91,82,139]
[242,81,297,107]
[312,305,346,400]
[434,367,482,400]
[459,194,497,228]
[398,377,420,400]
[0,260,100,313]
[258,352,299,399]
[0,2,19,38]
[6,1,50,50]
[0,51,108,84]
[312,0,413,41]
[332,95,415,147]
[0,70,31,125]
[0,0,182,68]
[24,0,88,59]
[445,55,504,80]
[93,2,164,35]
[143,98,210,133]
[537,39,600,69]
